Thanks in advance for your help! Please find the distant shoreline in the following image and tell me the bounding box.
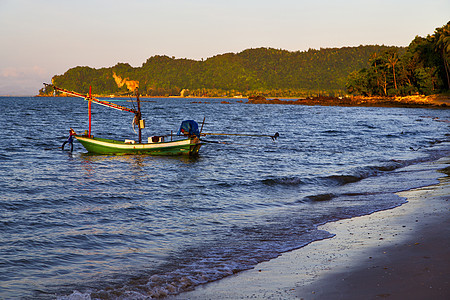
[32,94,450,108]
[247,94,450,108]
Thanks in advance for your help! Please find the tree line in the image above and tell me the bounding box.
[40,46,397,97]
[347,22,449,96]
[39,22,448,98]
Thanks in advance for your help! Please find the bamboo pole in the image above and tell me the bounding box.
[88,86,92,137]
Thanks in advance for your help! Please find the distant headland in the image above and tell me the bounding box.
[39,22,449,104]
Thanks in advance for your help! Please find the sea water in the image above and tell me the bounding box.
[0,96,448,299]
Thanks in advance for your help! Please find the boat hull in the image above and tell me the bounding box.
[74,136,202,156]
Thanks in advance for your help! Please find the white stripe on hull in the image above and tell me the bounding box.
[75,136,193,150]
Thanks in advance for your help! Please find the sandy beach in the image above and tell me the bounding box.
[172,159,449,300]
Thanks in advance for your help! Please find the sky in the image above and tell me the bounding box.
[0,0,448,95]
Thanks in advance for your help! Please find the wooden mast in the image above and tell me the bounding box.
[88,86,92,137]
[136,88,142,144]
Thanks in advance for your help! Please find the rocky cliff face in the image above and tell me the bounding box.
[112,72,139,91]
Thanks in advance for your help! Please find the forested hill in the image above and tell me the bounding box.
[41,45,401,97]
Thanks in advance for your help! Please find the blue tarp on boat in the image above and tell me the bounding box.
[177,120,200,137]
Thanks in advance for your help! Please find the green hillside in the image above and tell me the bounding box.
[40,45,400,97]
[39,22,449,98]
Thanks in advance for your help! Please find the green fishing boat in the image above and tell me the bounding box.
[74,136,201,156]
[46,84,202,156]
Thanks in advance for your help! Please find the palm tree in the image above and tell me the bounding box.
[387,53,399,91]
[435,22,450,89]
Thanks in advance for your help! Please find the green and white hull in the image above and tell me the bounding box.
[75,136,202,156]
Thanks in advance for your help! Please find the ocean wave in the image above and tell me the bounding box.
[0,153,10,161]
[57,228,333,300]
[321,162,405,186]
[262,167,390,189]
[262,176,306,186]
[303,193,335,202]
[262,161,406,189]
[321,174,362,185]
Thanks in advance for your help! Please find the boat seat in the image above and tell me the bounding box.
[148,136,164,143]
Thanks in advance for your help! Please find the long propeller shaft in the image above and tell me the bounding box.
[201,132,279,140]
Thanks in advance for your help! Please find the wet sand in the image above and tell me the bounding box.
[173,161,449,299]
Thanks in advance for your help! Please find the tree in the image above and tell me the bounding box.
[368,52,392,96]
[387,51,399,90]
[346,69,370,96]
[346,22,449,96]
[434,22,450,89]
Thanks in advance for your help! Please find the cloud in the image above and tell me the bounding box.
[1,66,46,78]
[0,66,51,95]
[1,67,20,78]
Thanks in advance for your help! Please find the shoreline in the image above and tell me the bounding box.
[247,94,450,108]
[172,158,449,299]
[32,94,450,109]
